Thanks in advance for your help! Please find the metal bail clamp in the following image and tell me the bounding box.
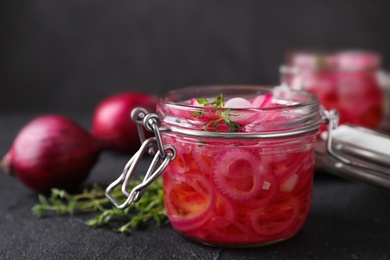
[322,108,390,189]
[105,108,176,210]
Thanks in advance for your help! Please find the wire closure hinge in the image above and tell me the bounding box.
[323,108,389,176]
[322,108,349,163]
[105,108,176,210]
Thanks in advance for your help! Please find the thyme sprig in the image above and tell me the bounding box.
[32,178,167,235]
[197,93,225,108]
[190,93,242,133]
[204,110,242,132]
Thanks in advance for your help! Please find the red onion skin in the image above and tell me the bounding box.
[1,115,103,194]
[91,92,156,153]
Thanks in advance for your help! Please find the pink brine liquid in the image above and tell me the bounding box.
[158,89,318,247]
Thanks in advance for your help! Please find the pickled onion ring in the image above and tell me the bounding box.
[249,197,300,236]
[167,152,191,174]
[239,167,279,209]
[163,135,198,174]
[251,93,274,108]
[280,173,299,192]
[215,194,236,220]
[191,143,225,175]
[211,148,263,202]
[224,97,252,108]
[163,174,215,232]
[272,151,305,184]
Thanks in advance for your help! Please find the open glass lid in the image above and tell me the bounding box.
[316,112,390,190]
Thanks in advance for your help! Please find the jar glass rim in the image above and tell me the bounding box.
[158,85,319,110]
[157,85,322,139]
[284,49,381,72]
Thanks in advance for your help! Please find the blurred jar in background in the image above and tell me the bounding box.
[281,50,384,130]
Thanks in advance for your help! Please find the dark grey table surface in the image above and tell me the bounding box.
[1,114,390,260]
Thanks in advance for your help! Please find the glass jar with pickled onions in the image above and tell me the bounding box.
[281,50,383,130]
[157,85,322,247]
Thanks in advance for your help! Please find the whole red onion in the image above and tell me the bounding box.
[91,92,156,153]
[1,115,103,194]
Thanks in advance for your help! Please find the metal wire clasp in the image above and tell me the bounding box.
[322,108,389,176]
[105,108,176,210]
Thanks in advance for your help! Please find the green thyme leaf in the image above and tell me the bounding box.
[32,178,167,235]
[196,98,208,104]
[38,194,49,206]
[214,93,225,108]
[190,110,204,118]
[190,93,242,132]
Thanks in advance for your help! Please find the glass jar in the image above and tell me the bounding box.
[281,50,383,130]
[106,85,390,246]
[155,85,322,247]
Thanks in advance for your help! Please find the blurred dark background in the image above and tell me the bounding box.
[1,0,390,115]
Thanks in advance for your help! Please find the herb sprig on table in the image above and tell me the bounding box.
[190,93,242,133]
[32,178,167,235]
